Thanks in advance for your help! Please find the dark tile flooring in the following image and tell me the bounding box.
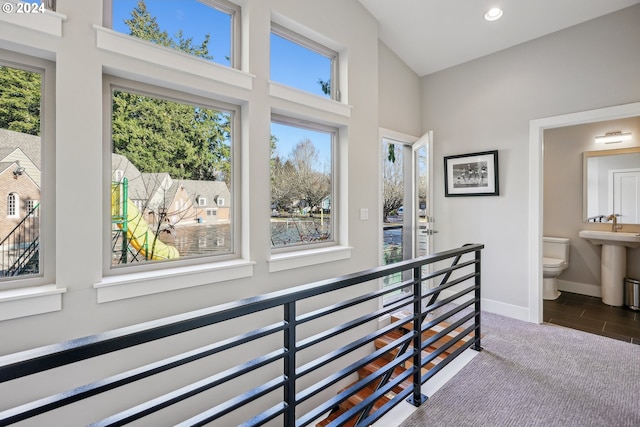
[543,291,640,345]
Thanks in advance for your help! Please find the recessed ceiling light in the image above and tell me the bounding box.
[484,7,503,21]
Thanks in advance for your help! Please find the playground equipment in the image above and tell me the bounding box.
[112,178,179,262]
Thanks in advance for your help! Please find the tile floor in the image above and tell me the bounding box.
[543,291,640,345]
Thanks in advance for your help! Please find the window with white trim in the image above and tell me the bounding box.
[108,0,240,68]
[107,77,237,269]
[0,57,48,281]
[270,23,338,100]
[270,116,336,249]
[7,193,18,218]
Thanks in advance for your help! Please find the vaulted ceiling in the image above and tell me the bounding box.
[358,0,640,76]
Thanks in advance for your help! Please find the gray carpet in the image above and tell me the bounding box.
[400,311,640,427]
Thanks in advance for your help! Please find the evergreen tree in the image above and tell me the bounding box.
[0,66,41,135]
[112,0,230,183]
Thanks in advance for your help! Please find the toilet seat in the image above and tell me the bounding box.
[543,257,567,270]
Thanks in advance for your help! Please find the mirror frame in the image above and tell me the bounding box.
[583,146,640,224]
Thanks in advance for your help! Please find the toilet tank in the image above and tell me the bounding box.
[543,236,570,262]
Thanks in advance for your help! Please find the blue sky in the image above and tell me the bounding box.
[112,0,332,169]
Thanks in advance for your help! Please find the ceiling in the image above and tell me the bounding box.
[358,0,640,77]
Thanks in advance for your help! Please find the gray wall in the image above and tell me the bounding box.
[422,4,640,317]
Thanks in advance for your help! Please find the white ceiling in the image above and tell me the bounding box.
[358,0,640,77]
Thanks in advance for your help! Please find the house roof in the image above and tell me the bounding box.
[176,179,230,208]
[0,128,41,168]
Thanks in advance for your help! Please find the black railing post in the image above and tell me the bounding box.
[284,301,297,427]
[473,248,483,351]
[407,266,427,407]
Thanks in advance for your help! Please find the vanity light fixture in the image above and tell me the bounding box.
[484,7,503,21]
[594,131,632,144]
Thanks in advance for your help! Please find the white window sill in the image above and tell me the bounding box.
[268,245,352,273]
[0,284,66,322]
[94,259,255,303]
[0,2,65,37]
[269,82,352,119]
[94,26,254,91]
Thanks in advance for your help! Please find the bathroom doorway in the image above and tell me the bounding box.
[528,101,640,325]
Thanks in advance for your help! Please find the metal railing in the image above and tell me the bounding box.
[0,243,483,426]
[0,203,40,278]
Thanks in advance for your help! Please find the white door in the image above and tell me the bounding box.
[613,170,640,223]
[412,131,434,260]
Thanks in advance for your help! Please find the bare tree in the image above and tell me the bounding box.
[382,141,403,221]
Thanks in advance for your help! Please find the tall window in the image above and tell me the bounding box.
[270,117,335,249]
[270,23,338,100]
[109,82,236,268]
[7,193,18,217]
[110,0,240,68]
[0,62,43,279]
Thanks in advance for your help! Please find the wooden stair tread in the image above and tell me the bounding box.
[317,318,479,426]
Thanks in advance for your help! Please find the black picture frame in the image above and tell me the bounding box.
[444,150,499,197]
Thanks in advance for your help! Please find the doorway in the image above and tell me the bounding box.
[379,129,434,303]
[528,101,640,323]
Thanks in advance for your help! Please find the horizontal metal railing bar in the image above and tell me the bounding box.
[0,243,484,426]
[421,271,478,300]
[0,324,288,425]
[238,402,287,427]
[420,298,476,333]
[0,244,484,384]
[296,311,410,379]
[296,328,415,413]
[420,258,478,284]
[420,311,476,359]
[171,375,287,427]
[420,325,478,385]
[314,363,415,427]
[296,290,418,351]
[421,283,478,320]
[328,367,414,427]
[297,332,417,424]
[296,276,415,326]
[93,350,287,426]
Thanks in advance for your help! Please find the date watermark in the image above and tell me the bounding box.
[2,2,46,14]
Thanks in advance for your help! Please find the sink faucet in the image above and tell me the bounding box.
[607,214,622,232]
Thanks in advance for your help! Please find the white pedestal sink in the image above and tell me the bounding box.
[579,230,640,306]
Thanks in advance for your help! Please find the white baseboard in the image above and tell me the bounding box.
[557,279,601,297]
[438,289,530,322]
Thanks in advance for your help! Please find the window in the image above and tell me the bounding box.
[108,80,236,269]
[198,197,206,207]
[270,23,338,100]
[270,116,336,249]
[217,197,224,207]
[7,193,18,217]
[109,0,240,68]
[0,60,45,280]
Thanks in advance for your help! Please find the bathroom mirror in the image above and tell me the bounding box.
[583,147,640,224]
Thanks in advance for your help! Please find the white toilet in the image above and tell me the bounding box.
[543,236,570,300]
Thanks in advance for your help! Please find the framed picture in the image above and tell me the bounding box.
[444,150,499,197]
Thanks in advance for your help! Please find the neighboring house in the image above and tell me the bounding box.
[0,130,41,241]
[111,153,231,227]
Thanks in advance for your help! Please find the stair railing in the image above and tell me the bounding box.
[0,203,40,277]
[352,242,479,424]
[0,243,483,427]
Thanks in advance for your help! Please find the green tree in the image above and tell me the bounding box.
[112,0,231,184]
[0,66,41,135]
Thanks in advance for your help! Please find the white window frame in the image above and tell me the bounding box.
[103,0,241,70]
[7,193,19,218]
[0,51,62,321]
[270,115,338,253]
[198,197,207,207]
[217,197,224,207]
[270,22,340,101]
[103,75,241,274]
